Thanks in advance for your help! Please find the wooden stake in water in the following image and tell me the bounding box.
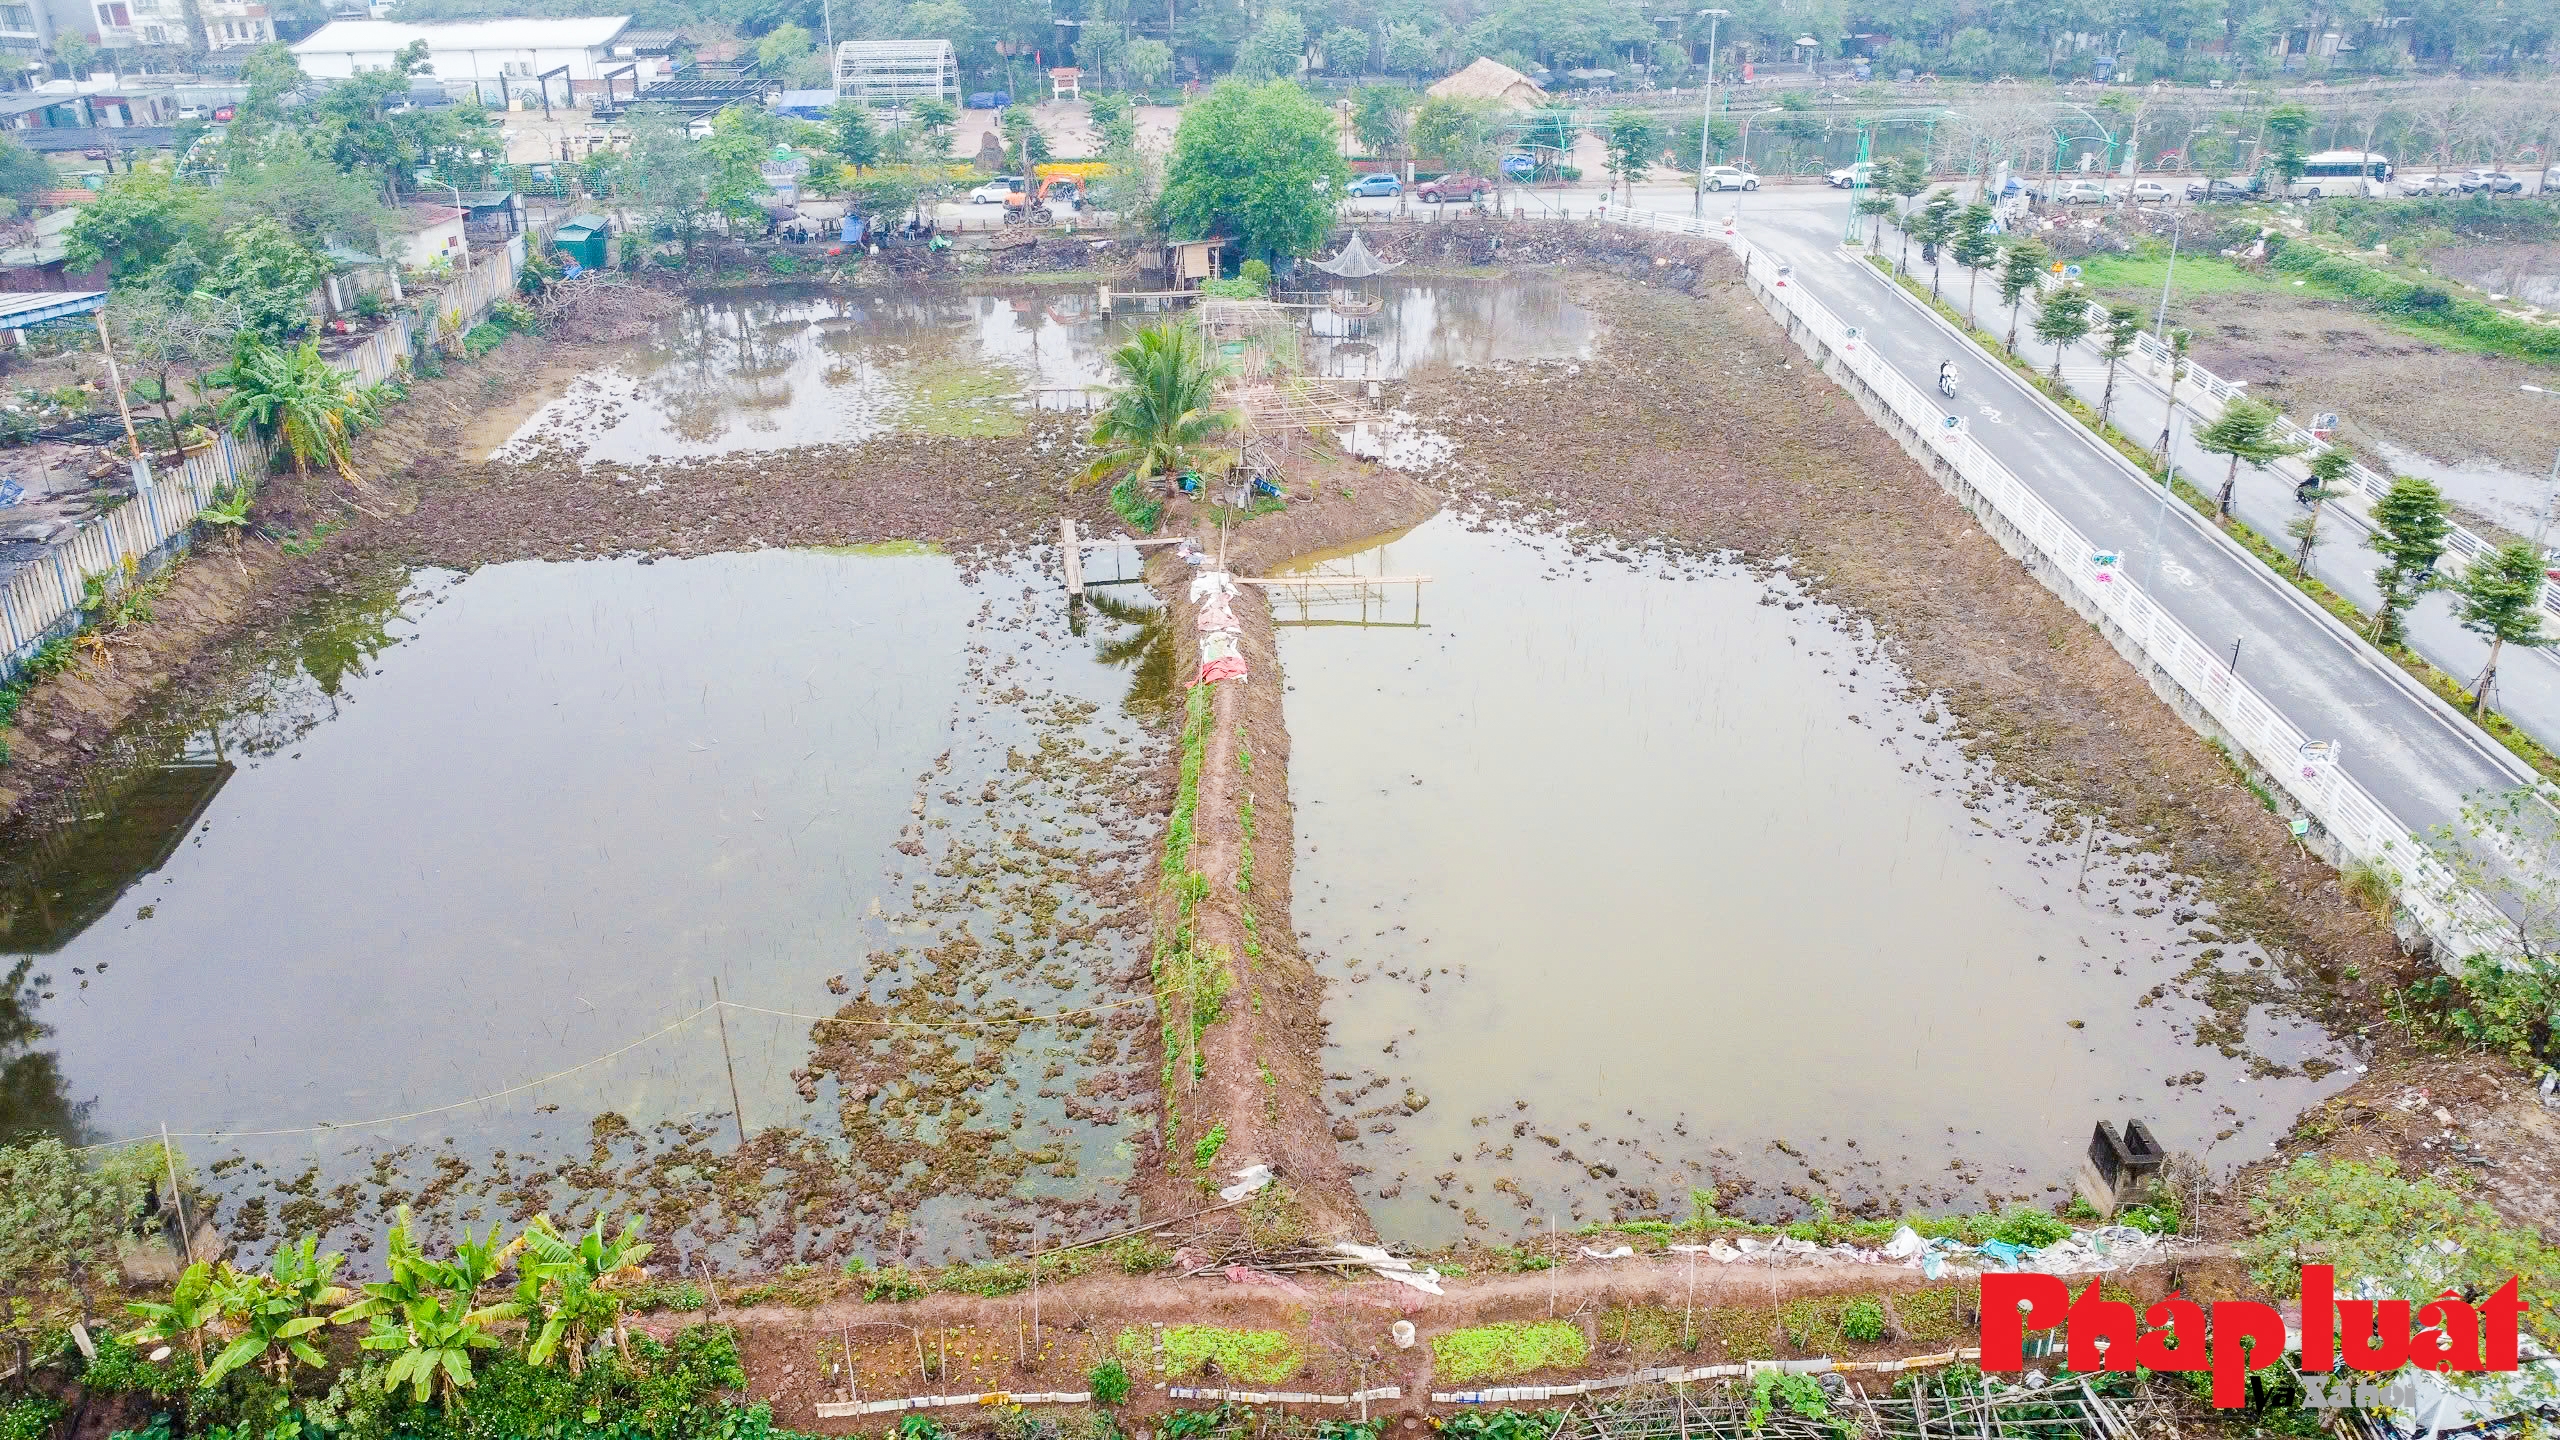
[1547,1214,1558,1317]
[713,977,747,1149]
[161,1123,192,1267]
[1031,1223,1043,1361]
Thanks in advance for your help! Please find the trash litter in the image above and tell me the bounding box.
[1882,1225,1927,1262]
[0,478,21,509]
[1708,1241,1741,1263]
[1200,656,1248,684]
[1200,631,1243,666]
[1189,570,1238,602]
[1391,1321,1416,1349]
[1579,1245,1634,1260]
[1219,1164,1274,1202]
[1979,1239,2032,1268]
[1334,1242,1446,1296]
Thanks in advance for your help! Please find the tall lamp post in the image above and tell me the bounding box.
[1691,7,1727,217]
[2152,206,2182,340]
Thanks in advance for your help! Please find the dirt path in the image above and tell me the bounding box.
[1132,470,1443,1246]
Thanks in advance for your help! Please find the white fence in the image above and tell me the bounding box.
[2113,325,2560,619]
[1,433,269,676]
[1601,202,2511,961]
[336,240,527,386]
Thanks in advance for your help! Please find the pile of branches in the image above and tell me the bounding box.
[537,272,680,344]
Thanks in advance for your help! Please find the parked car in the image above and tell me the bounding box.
[2400,172,2458,196]
[1700,165,1758,191]
[2128,179,2172,204]
[1417,171,1491,202]
[967,177,1022,204]
[1825,160,1875,188]
[1500,153,1536,180]
[2184,175,2263,201]
[2460,168,2524,194]
[964,90,1011,108]
[2050,178,2114,204]
[1346,172,1401,197]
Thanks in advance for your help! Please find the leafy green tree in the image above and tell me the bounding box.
[1952,201,1998,327]
[622,104,719,258]
[2289,447,2353,574]
[1351,85,1413,159]
[3,1138,144,1368]
[2422,783,2560,997]
[202,1238,349,1388]
[1601,110,1656,205]
[1996,240,2048,356]
[910,98,959,137]
[2454,541,2552,713]
[1912,190,1958,296]
[1411,92,1500,198]
[212,338,368,485]
[2265,101,2313,187]
[1321,25,1370,73]
[1234,9,1306,79]
[201,217,327,343]
[331,1210,517,1411]
[827,101,882,170]
[1158,79,1346,265]
[1001,105,1051,168]
[1887,158,1930,271]
[2095,304,2141,424]
[1378,21,1433,76]
[227,42,304,145]
[2247,1156,2558,1320]
[2195,397,2304,517]
[0,136,48,206]
[55,35,98,80]
[516,1213,651,1371]
[2370,475,2451,645]
[1088,90,1138,148]
[2032,288,2092,376]
[64,163,220,284]
[217,133,390,257]
[756,20,815,71]
[1123,38,1174,90]
[1081,323,1235,491]
[1855,191,1893,250]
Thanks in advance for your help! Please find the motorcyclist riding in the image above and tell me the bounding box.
[1938,360,1959,398]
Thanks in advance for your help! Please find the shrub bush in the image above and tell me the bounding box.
[1088,1358,1131,1406]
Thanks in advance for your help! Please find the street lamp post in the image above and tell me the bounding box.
[1691,8,1727,218]
[2152,206,2182,340]
[418,173,471,274]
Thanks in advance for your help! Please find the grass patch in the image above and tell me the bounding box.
[1432,1320,1590,1385]
[1869,255,2560,785]
[2072,250,2288,303]
[1119,1325,1304,1385]
[899,361,1027,438]
[1704,1306,1777,1361]
[1889,1284,1973,1343]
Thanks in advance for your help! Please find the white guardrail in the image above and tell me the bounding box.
[2115,314,2558,618]
[1602,202,2512,961]
[1,433,269,674]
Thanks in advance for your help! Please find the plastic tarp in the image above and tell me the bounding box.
[1200,657,1248,685]
[1190,570,1238,602]
[1200,631,1242,666]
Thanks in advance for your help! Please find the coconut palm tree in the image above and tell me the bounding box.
[1081,322,1237,494]
[212,339,367,485]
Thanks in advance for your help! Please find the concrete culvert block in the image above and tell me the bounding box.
[1392,1321,1416,1349]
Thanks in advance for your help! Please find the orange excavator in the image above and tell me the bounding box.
[1004,170,1087,227]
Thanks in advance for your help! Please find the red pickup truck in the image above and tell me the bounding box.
[1417,172,1493,203]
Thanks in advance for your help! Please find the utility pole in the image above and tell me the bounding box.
[1691,8,1727,218]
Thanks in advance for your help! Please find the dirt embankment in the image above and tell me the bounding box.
[1130,471,1443,1246]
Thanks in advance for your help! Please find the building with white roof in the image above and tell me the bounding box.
[291,16,642,105]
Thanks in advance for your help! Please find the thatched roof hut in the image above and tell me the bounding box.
[1425,57,1547,108]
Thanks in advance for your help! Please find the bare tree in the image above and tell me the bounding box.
[103,290,244,448]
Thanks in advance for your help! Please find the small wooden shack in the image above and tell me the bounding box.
[1160,236,1228,290]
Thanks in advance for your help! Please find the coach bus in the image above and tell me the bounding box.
[2285,150,2393,198]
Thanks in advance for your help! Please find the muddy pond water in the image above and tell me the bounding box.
[1279,516,2355,1246]
[0,549,1171,1263]
[492,277,1595,463]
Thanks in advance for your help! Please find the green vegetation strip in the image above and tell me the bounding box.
[1118,1325,1304,1385]
[1433,1321,1590,1386]
[1869,256,2560,784]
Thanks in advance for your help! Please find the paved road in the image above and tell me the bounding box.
[1701,188,2529,836]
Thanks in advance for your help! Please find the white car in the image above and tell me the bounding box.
[2128,180,2172,204]
[2051,179,2114,204]
[1701,165,1759,192]
[2401,172,2457,196]
[967,178,1022,204]
[1825,161,1874,188]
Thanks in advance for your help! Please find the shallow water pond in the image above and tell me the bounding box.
[498,278,1593,464]
[0,549,1169,1262]
[1278,516,2351,1246]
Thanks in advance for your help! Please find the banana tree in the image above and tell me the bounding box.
[331,1210,518,1410]
[127,1261,225,1372]
[203,1238,350,1388]
[519,1214,653,1370]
